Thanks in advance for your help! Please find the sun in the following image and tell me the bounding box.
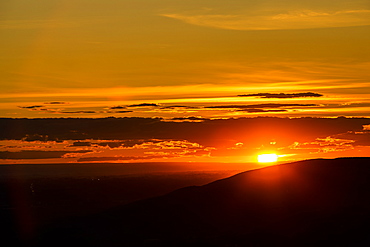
[257,153,278,163]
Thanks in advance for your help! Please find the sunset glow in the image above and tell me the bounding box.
[1,0,369,164]
[2,3,370,247]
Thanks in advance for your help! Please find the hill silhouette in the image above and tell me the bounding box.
[22,158,370,246]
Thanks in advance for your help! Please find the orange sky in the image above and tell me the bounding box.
[1,1,369,164]
[1,0,370,119]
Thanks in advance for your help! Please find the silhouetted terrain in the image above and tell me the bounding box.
[8,157,366,247]
[0,165,240,247]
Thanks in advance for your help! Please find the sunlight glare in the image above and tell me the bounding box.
[258,153,278,163]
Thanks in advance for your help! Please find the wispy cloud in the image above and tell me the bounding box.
[271,10,370,20]
[205,103,318,110]
[161,9,370,30]
[238,92,323,99]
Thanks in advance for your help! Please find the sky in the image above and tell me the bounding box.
[1,0,370,164]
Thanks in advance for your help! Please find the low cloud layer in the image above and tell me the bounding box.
[171,117,210,122]
[205,103,317,110]
[1,117,369,163]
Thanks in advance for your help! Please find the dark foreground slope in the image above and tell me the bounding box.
[22,158,370,246]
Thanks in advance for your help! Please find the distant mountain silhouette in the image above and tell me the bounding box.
[26,158,370,246]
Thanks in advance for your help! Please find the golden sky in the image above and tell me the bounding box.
[1,1,370,164]
[1,0,370,119]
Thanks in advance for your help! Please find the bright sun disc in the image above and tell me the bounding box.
[258,153,278,163]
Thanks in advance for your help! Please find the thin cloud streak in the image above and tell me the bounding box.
[161,9,370,30]
[238,92,323,99]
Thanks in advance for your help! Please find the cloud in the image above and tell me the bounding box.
[331,131,370,147]
[2,117,370,162]
[34,108,52,111]
[44,102,67,105]
[205,103,317,109]
[61,111,97,114]
[171,117,210,122]
[1,117,369,151]
[127,103,159,107]
[327,103,370,109]
[18,104,99,114]
[70,141,92,147]
[103,108,133,113]
[271,9,370,20]
[238,92,323,99]
[96,142,124,148]
[115,110,133,113]
[22,134,50,142]
[75,139,210,162]
[161,9,370,30]
[287,135,359,154]
[282,127,370,157]
[18,105,44,109]
[237,109,287,113]
[95,140,147,148]
[292,102,370,112]
[161,105,199,109]
[109,106,127,109]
